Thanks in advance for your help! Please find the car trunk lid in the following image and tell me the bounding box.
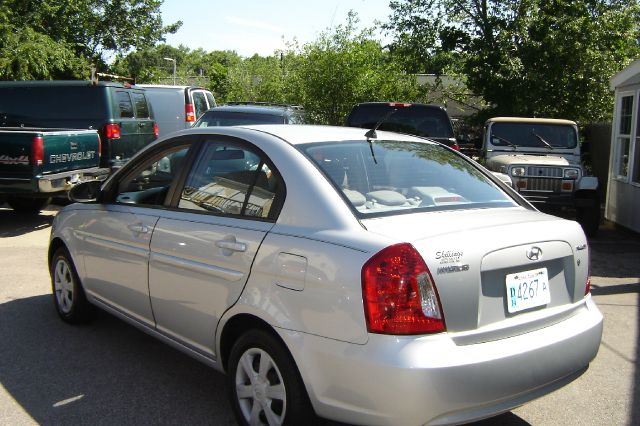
[361,207,590,341]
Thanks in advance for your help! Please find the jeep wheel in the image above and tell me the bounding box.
[576,193,600,238]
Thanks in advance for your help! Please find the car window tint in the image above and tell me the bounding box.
[301,141,515,217]
[179,142,279,219]
[115,146,189,206]
[116,91,135,118]
[192,92,208,119]
[132,92,150,118]
[195,111,283,127]
[205,92,216,108]
[347,105,454,138]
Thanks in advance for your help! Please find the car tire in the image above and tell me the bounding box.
[228,329,317,426]
[50,247,93,323]
[7,196,51,214]
[576,193,600,238]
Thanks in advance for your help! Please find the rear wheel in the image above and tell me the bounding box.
[7,196,51,214]
[228,329,317,426]
[50,247,93,323]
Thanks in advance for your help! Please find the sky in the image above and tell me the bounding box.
[160,0,393,57]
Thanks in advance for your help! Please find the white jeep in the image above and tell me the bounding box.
[480,117,600,236]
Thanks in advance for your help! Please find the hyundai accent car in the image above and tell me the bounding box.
[49,125,603,426]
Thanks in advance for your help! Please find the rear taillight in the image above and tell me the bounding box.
[153,122,159,138]
[31,135,44,166]
[452,143,460,151]
[185,103,195,122]
[104,123,121,139]
[362,243,445,335]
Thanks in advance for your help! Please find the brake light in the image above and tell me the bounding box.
[452,143,460,151]
[104,123,121,139]
[185,103,195,122]
[362,243,445,334]
[153,122,159,138]
[388,102,411,108]
[31,135,44,166]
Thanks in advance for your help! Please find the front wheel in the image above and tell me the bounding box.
[228,329,317,426]
[50,247,93,323]
[7,196,51,214]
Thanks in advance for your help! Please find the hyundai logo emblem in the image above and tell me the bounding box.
[526,246,543,261]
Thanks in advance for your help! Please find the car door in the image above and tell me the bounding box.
[148,137,284,357]
[80,140,193,325]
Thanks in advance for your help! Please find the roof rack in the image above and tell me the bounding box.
[225,101,304,110]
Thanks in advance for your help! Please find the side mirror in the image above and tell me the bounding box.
[69,180,103,203]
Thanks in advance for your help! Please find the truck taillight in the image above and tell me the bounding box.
[185,103,195,122]
[104,123,121,139]
[362,243,445,335]
[153,122,159,138]
[97,134,102,158]
[31,135,44,166]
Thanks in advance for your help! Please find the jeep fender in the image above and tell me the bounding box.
[576,176,598,191]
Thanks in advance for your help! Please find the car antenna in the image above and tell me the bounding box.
[365,108,398,164]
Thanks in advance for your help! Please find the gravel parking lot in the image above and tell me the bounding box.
[1,204,638,426]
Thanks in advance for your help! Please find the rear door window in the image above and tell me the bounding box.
[116,91,135,118]
[178,140,282,220]
[132,92,150,118]
[205,92,216,109]
[192,91,209,119]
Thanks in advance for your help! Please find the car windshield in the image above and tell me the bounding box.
[195,111,284,127]
[346,105,454,139]
[490,122,578,149]
[301,140,516,217]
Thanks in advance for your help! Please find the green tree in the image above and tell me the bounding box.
[0,0,180,79]
[284,12,420,124]
[386,0,640,123]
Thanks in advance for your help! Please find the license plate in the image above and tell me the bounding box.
[505,267,550,313]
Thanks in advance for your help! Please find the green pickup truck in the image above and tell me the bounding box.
[0,127,106,214]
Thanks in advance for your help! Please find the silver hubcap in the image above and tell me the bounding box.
[235,348,286,426]
[53,258,74,314]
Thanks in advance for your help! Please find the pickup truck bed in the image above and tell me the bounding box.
[0,127,108,213]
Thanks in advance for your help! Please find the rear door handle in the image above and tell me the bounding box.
[128,224,150,234]
[215,240,247,252]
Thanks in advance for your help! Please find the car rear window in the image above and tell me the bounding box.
[116,91,135,118]
[346,104,454,139]
[301,140,516,217]
[195,111,284,126]
[131,92,150,118]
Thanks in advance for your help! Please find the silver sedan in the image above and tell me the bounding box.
[49,125,603,426]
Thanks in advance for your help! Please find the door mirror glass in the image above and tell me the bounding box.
[69,180,103,203]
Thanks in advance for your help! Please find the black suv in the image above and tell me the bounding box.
[194,102,305,127]
[345,102,459,149]
[0,81,158,168]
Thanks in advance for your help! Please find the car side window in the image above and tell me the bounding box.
[132,92,150,118]
[116,91,135,118]
[115,146,190,206]
[178,141,280,219]
[192,92,208,119]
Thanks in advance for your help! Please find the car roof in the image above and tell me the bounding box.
[238,124,429,145]
[487,117,577,126]
[353,102,447,110]
[0,80,133,88]
[207,104,299,116]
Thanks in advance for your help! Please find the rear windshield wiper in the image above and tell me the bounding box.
[490,133,518,150]
[531,130,554,150]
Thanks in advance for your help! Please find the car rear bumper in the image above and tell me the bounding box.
[280,296,602,426]
[37,167,109,193]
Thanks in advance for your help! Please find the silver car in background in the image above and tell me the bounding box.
[49,125,603,426]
